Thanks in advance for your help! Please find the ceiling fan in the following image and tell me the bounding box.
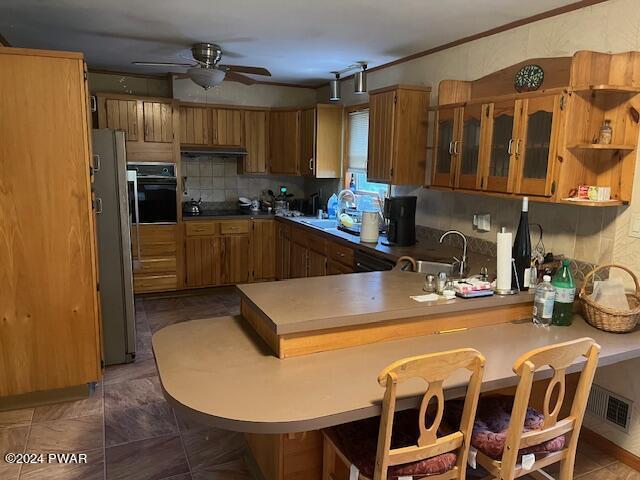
[132,42,271,89]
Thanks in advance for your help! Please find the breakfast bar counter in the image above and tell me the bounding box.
[238,271,534,357]
[153,315,640,434]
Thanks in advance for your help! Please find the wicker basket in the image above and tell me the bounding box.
[579,264,640,333]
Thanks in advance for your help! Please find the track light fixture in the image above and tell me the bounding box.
[327,61,369,101]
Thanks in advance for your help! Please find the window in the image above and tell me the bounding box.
[345,108,389,202]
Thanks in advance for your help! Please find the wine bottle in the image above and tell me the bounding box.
[512,197,532,291]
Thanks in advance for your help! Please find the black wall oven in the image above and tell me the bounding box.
[127,162,177,224]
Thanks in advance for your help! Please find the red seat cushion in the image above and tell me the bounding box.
[328,409,457,479]
[446,395,566,460]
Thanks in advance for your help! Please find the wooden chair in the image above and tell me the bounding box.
[322,348,485,480]
[474,337,601,480]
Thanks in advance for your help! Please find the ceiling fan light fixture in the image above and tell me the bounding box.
[187,67,226,90]
[354,63,368,94]
[329,72,341,101]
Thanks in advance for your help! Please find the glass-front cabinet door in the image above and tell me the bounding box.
[514,94,562,197]
[432,106,460,187]
[455,103,484,190]
[483,100,521,193]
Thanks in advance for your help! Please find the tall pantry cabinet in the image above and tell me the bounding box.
[0,47,101,399]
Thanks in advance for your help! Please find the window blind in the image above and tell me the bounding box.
[347,109,369,171]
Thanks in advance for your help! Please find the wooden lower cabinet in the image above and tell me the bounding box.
[221,235,250,284]
[184,220,252,288]
[185,236,221,287]
[307,250,327,277]
[245,431,322,480]
[252,219,277,281]
[290,241,308,279]
[327,259,354,275]
[132,224,179,293]
[276,222,291,280]
[276,221,355,279]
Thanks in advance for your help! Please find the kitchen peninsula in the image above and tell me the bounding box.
[153,274,640,480]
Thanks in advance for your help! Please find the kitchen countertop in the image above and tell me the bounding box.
[238,271,533,335]
[277,216,495,273]
[153,314,640,434]
[183,213,496,273]
[182,209,276,220]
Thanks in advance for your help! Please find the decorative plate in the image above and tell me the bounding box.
[514,64,544,92]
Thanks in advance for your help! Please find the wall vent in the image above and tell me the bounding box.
[586,384,632,433]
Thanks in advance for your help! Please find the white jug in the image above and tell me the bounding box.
[360,211,380,244]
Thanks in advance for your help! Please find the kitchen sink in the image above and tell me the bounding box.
[299,219,339,229]
[397,259,456,276]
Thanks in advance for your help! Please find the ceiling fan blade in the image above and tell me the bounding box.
[172,73,190,79]
[132,61,196,67]
[224,71,256,85]
[219,65,271,77]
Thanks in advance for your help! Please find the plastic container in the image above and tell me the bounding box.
[552,259,576,326]
[327,194,338,219]
[533,275,556,326]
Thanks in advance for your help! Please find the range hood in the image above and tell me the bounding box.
[181,145,247,157]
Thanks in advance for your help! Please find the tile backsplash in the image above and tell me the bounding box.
[181,156,305,203]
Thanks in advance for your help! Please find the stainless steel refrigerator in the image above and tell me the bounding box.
[92,129,136,365]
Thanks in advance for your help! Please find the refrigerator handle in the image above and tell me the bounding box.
[127,170,142,270]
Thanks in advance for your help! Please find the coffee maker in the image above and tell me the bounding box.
[384,196,417,246]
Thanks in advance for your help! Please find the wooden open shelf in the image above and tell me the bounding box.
[560,198,624,207]
[567,143,635,151]
[572,84,640,94]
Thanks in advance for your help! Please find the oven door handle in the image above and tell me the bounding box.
[127,170,142,271]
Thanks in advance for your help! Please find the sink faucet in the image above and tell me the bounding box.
[336,189,356,217]
[439,230,468,278]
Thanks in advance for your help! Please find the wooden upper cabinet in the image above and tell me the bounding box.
[299,104,343,178]
[97,94,177,162]
[269,110,300,175]
[212,108,243,146]
[368,85,431,185]
[242,110,269,174]
[432,106,459,188]
[103,98,139,141]
[180,105,210,146]
[482,100,521,193]
[143,101,174,143]
[456,103,486,190]
[514,94,563,197]
[300,108,315,176]
[367,90,395,183]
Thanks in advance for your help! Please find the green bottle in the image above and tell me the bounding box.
[552,259,576,326]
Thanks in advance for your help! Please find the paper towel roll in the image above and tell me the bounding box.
[496,228,512,292]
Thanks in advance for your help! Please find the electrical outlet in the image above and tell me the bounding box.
[629,213,640,239]
[473,213,491,232]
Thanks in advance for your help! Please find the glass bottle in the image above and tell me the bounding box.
[551,259,576,326]
[598,119,613,145]
[512,197,532,291]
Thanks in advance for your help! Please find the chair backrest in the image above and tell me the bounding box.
[373,348,485,480]
[499,337,601,471]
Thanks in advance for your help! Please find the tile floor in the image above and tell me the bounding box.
[0,287,638,480]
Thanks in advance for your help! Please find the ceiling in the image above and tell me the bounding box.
[1,0,586,86]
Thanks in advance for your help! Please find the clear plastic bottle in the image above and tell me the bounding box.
[552,259,576,326]
[533,275,556,326]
